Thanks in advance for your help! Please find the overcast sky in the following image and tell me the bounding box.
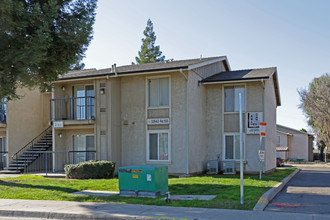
[83,0,330,132]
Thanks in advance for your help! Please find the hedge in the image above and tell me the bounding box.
[64,160,116,179]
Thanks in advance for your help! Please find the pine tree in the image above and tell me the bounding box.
[0,0,97,100]
[135,19,165,64]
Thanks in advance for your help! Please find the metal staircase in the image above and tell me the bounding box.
[0,126,52,174]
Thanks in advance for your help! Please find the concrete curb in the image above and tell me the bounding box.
[253,168,300,211]
[0,210,144,220]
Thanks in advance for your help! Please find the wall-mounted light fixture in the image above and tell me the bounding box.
[100,88,105,95]
[58,132,62,138]
[61,86,66,92]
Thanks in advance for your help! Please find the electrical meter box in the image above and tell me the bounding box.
[118,165,168,198]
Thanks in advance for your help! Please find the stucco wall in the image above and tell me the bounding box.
[7,88,50,162]
[205,84,223,161]
[187,70,207,174]
[245,82,265,172]
[120,72,187,174]
[288,133,309,161]
[110,78,122,167]
[263,78,277,171]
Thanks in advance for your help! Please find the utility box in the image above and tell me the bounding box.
[206,160,219,174]
[118,165,168,198]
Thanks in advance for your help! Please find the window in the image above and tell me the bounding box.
[148,78,169,107]
[148,131,170,161]
[72,135,95,163]
[224,134,245,160]
[0,98,6,123]
[72,85,94,120]
[276,136,281,145]
[0,137,7,169]
[224,86,245,112]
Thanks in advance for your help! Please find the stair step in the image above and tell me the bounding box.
[9,163,28,167]
[29,148,47,151]
[7,167,24,170]
[13,160,33,163]
[0,170,21,174]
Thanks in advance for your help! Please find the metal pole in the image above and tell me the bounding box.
[259,136,262,180]
[239,93,244,205]
[46,152,48,177]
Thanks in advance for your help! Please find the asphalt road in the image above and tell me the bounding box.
[265,165,330,214]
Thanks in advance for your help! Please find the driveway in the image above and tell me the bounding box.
[265,165,330,214]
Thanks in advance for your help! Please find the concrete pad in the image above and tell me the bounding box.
[161,195,216,201]
[72,190,119,197]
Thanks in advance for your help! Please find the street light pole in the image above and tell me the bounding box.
[239,93,244,205]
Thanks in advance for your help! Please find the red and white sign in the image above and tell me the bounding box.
[259,122,266,136]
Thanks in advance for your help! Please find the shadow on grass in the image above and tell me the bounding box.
[0,180,76,193]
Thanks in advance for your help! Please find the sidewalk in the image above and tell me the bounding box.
[0,199,330,220]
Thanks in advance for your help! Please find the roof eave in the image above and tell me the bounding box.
[201,77,269,85]
[58,66,189,81]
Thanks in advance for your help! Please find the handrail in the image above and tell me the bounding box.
[50,96,95,101]
[12,125,52,161]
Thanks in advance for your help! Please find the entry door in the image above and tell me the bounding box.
[72,85,94,120]
[0,137,7,170]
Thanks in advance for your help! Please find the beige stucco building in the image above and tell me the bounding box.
[0,56,281,175]
[276,125,314,161]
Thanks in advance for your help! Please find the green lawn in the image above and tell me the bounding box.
[0,168,296,210]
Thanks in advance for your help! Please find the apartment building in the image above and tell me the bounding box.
[276,125,314,161]
[0,56,281,174]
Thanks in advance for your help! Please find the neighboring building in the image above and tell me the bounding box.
[276,125,314,161]
[0,56,281,175]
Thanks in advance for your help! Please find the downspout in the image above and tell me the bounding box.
[180,68,189,175]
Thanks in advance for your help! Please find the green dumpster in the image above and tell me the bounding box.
[118,165,168,197]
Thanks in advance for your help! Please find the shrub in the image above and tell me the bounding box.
[64,160,116,179]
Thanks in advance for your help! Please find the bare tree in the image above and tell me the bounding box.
[298,73,330,156]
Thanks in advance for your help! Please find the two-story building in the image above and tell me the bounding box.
[0,56,281,175]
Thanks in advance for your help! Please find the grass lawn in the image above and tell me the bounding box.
[0,167,296,210]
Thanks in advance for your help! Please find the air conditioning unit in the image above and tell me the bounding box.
[222,161,236,174]
[206,160,219,174]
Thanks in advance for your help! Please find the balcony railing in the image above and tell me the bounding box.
[23,150,96,174]
[50,96,95,121]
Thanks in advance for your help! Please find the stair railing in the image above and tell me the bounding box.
[12,125,53,167]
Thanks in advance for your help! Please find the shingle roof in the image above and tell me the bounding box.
[59,56,226,80]
[201,67,276,83]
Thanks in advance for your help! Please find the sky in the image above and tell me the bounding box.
[83,0,330,132]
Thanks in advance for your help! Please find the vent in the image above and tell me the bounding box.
[100,83,106,87]
[222,161,236,174]
[100,108,106,112]
[100,130,106,135]
[206,160,218,174]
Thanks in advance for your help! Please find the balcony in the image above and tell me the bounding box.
[50,97,95,123]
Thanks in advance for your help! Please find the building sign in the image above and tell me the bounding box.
[53,121,64,128]
[246,112,263,134]
[147,118,170,125]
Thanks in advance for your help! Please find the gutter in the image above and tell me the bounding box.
[58,66,189,81]
[201,77,269,85]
